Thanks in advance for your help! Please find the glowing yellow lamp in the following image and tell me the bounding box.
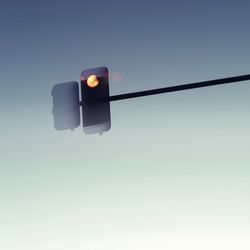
[87,75,99,88]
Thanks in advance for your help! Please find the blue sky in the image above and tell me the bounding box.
[1,1,250,249]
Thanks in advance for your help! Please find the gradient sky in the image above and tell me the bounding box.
[1,1,250,249]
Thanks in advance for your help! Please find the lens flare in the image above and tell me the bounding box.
[87,75,99,88]
[110,72,122,82]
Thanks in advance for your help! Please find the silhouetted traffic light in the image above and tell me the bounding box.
[51,67,250,135]
[80,66,111,134]
[52,81,80,130]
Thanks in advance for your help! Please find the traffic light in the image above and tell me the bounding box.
[80,66,111,134]
[51,81,80,130]
[52,69,250,135]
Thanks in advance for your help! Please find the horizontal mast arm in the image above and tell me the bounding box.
[104,74,250,102]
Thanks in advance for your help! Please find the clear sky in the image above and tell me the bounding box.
[1,1,250,249]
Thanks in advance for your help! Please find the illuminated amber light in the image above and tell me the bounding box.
[87,75,99,88]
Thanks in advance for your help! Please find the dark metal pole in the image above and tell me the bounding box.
[104,74,250,102]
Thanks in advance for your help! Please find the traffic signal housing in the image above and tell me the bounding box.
[51,81,80,130]
[81,66,111,134]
